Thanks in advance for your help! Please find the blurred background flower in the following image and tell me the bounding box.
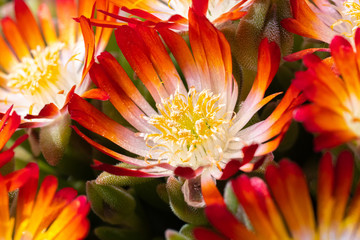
[0,162,90,240]
[282,0,360,44]
[293,28,360,155]
[195,151,360,240]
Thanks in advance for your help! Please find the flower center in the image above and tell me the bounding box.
[144,87,233,169]
[6,43,64,96]
[332,0,360,37]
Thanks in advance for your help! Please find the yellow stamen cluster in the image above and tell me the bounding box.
[145,87,232,168]
[6,43,63,96]
[332,0,360,37]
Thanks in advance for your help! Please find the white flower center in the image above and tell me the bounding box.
[144,87,234,169]
[7,43,63,96]
[332,0,360,37]
[2,42,83,116]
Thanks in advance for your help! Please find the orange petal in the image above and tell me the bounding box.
[68,94,150,157]
[38,3,58,45]
[0,34,18,72]
[135,24,186,95]
[78,16,94,83]
[330,35,360,101]
[14,0,44,49]
[0,176,11,239]
[1,17,30,59]
[97,52,157,117]
[89,62,155,133]
[232,175,284,239]
[317,152,335,237]
[114,26,168,102]
[25,176,58,236]
[0,110,20,150]
[56,0,77,45]
[78,0,96,18]
[15,163,39,231]
[158,27,202,90]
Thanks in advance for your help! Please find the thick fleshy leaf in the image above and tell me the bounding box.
[86,180,136,225]
[39,113,71,166]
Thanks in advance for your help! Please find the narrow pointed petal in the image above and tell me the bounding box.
[14,0,45,49]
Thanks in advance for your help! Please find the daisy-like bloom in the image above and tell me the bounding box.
[69,7,302,205]
[196,151,360,240]
[282,0,360,43]
[0,162,90,239]
[0,0,118,127]
[0,107,27,168]
[292,28,360,151]
[88,0,252,30]
[281,0,360,60]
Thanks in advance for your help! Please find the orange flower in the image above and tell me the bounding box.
[0,162,90,240]
[70,8,302,205]
[87,0,252,30]
[0,107,27,168]
[196,151,360,240]
[293,28,360,151]
[0,0,117,127]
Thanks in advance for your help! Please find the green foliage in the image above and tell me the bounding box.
[39,113,71,166]
[86,180,139,226]
[166,177,208,225]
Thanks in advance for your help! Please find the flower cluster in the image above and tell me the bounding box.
[1,0,360,239]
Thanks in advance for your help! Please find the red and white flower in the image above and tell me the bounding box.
[293,28,360,152]
[281,0,360,60]
[283,0,360,43]
[69,7,302,205]
[196,151,360,240]
[0,0,117,127]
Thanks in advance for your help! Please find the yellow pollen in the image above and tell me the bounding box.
[144,87,232,167]
[331,1,360,37]
[167,0,174,9]
[6,43,64,96]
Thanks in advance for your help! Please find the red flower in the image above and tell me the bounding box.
[281,0,360,60]
[196,151,359,239]
[293,28,360,151]
[0,107,27,168]
[70,7,302,205]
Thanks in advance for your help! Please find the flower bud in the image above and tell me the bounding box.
[233,0,293,99]
[166,176,208,225]
[86,180,138,226]
[39,113,71,166]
